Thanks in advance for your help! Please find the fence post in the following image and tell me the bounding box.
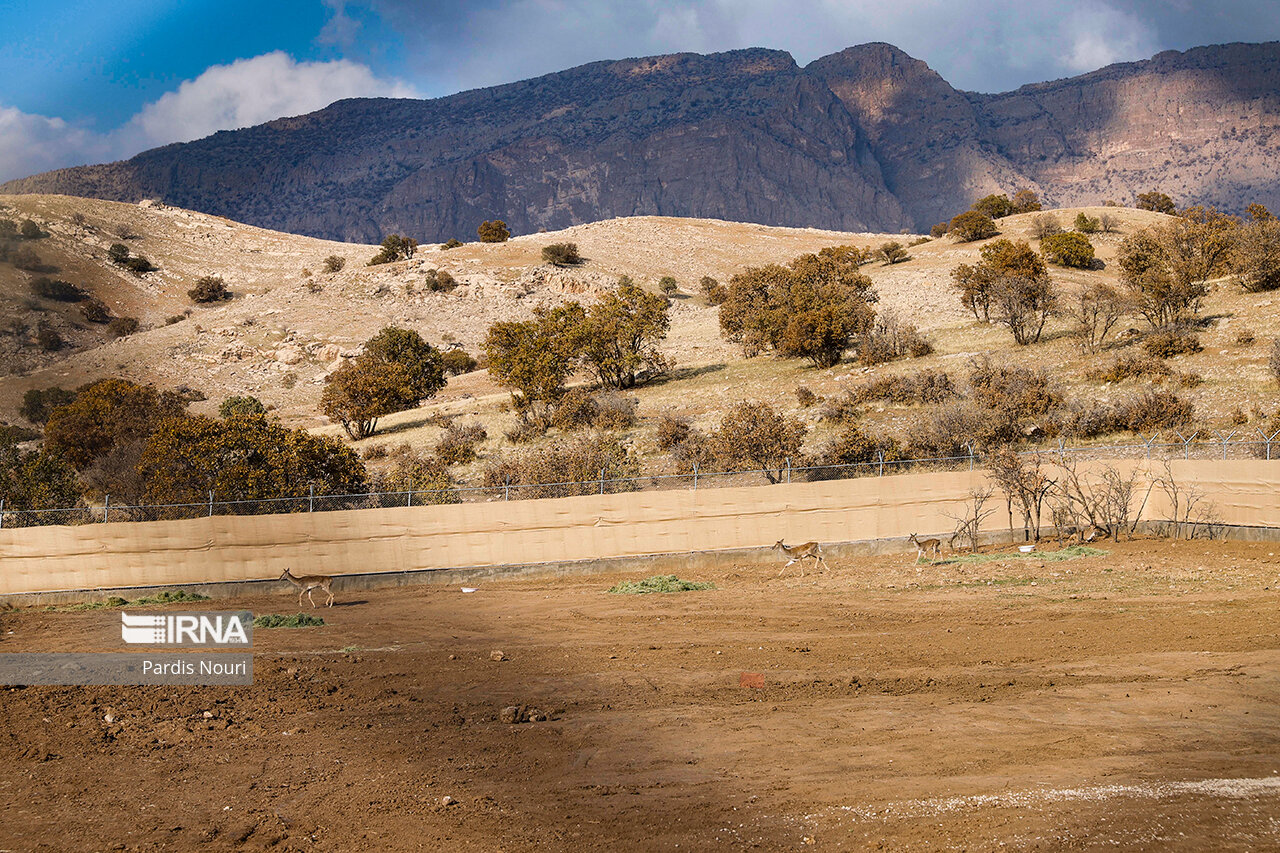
[1214,430,1236,461]
[1260,428,1280,461]
[877,449,885,477]
[599,469,605,495]
[309,484,315,512]
[208,490,214,517]
[693,462,698,491]
[964,443,975,471]
[786,457,791,484]
[0,498,5,530]
[504,476,510,501]
[407,488,413,508]
[103,494,109,524]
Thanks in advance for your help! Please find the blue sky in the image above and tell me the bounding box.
[2,0,1279,182]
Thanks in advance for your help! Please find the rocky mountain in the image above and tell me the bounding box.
[5,42,1280,240]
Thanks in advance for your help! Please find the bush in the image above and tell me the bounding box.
[948,211,998,242]
[971,194,1014,219]
[795,386,817,407]
[1030,213,1062,239]
[44,378,187,470]
[1235,326,1256,346]
[122,254,156,273]
[477,220,510,243]
[188,275,230,303]
[107,243,131,264]
[658,276,679,296]
[1086,354,1172,383]
[878,241,909,264]
[550,387,599,431]
[541,243,581,266]
[442,349,478,375]
[655,414,692,449]
[435,422,487,464]
[710,401,807,484]
[0,442,83,519]
[440,238,462,250]
[700,276,726,305]
[108,317,139,338]
[1234,218,1280,292]
[819,393,861,424]
[810,423,904,477]
[367,234,418,265]
[1143,330,1202,358]
[35,322,62,352]
[31,277,85,302]
[1074,213,1100,234]
[19,219,43,239]
[906,402,996,458]
[592,392,638,431]
[20,386,76,425]
[1120,390,1195,432]
[323,255,346,273]
[858,311,933,365]
[1011,189,1042,214]
[1136,191,1176,214]
[254,613,325,628]
[424,269,458,291]
[929,222,949,238]
[218,395,266,418]
[80,300,111,324]
[848,370,957,405]
[482,435,637,499]
[10,246,45,271]
[1040,232,1095,268]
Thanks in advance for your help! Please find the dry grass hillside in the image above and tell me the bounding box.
[2,194,1278,485]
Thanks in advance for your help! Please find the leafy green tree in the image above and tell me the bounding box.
[1074,213,1100,233]
[188,275,230,303]
[0,441,83,520]
[971,194,1014,219]
[700,275,726,305]
[658,276,679,296]
[711,401,807,484]
[367,234,418,265]
[1011,189,1042,214]
[1041,232,1096,268]
[878,241,909,264]
[541,243,581,266]
[441,238,464,250]
[929,222,949,238]
[1118,208,1238,327]
[20,386,77,425]
[323,255,346,273]
[948,210,998,242]
[138,414,366,509]
[219,395,267,418]
[44,378,186,470]
[320,358,416,440]
[1135,191,1176,214]
[580,277,671,389]
[363,326,447,404]
[484,304,586,422]
[19,219,43,239]
[477,220,510,243]
[107,243,131,264]
[1234,216,1280,292]
[441,349,478,375]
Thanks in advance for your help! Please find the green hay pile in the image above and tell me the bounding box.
[57,589,211,611]
[607,575,715,594]
[254,613,326,628]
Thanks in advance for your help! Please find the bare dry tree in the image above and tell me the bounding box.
[988,449,1055,541]
[944,486,998,553]
[1151,460,1223,540]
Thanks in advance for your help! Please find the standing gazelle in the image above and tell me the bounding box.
[908,533,942,563]
[279,569,335,608]
[772,540,828,577]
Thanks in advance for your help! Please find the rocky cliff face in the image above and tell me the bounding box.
[5,42,1279,239]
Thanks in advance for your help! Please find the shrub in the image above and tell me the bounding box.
[658,276,679,296]
[31,277,85,302]
[323,255,346,273]
[810,423,904,478]
[1235,326,1256,346]
[442,349,478,375]
[441,238,464,250]
[971,194,1014,219]
[10,246,45,271]
[906,402,996,457]
[367,234,418,265]
[19,219,43,239]
[948,211,998,242]
[795,386,817,408]
[108,317,139,337]
[719,246,877,367]
[254,614,325,628]
[607,575,714,594]
[1120,390,1194,432]
[107,243,131,264]
[1011,188,1041,214]
[482,435,637,499]
[477,220,510,243]
[970,361,1060,418]
[579,277,671,389]
[1086,354,1172,383]
[655,414,692,449]
[878,241,909,264]
[550,387,599,431]
[592,393,638,431]
[1041,232,1095,268]
[80,300,111,324]
[541,243,581,266]
[858,311,933,365]
[1074,213,1100,234]
[1234,217,1280,292]
[1065,282,1125,351]
[1136,191,1176,214]
[503,419,546,444]
[1030,213,1062,239]
[0,442,83,519]
[188,275,230,303]
[0,422,40,444]
[20,386,76,425]
[848,370,957,405]
[424,269,458,291]
[218,395,266,418]
[1099,212,1119,233]
[710,401,807,484]
[435,422,487,464]
[0,218,16,238]
[35,322,63,352]
[819,393,861,424]
[929,222,949,239]
[1143,330,1202,358]
[700,275,726,305]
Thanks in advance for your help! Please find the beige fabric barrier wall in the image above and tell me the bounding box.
[1,461,1277,596]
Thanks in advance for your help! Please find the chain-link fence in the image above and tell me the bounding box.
[3,429,1280,530]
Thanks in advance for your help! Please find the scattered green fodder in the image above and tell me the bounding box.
[254,613,325,628]
[607,575,716,594]
[933,545,1107,566]
[55,589,211,611]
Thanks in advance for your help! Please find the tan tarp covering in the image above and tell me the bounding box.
[1,461,1277,595]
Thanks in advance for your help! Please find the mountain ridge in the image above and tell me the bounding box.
[5,41,1279,241]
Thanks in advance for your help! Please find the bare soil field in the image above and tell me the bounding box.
[3,538,1280,851]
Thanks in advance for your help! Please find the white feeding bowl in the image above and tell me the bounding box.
[1018,545,1036,553]
[460,587,478,593]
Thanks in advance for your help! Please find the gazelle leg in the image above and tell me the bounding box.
[307,589,316,608]
[298,590,305,606]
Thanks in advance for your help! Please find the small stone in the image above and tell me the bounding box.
[489,650,506,662]
[448,654,457,661]
[440,796,455,807]
[202,711,214,719]
[499,706,522,724]
[103,714,115,724]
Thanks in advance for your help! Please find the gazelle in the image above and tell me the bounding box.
[279,569,335,608]
[908,533,941,563]
[772,540,828,577]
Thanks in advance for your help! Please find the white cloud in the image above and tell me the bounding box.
[0,52,419,183]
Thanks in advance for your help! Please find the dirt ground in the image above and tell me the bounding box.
[3,538,1280,851]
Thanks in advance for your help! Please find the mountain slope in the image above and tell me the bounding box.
[5,42,1280,240]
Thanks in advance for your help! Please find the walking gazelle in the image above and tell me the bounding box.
[772,540,829,577]
[279,569,335,608]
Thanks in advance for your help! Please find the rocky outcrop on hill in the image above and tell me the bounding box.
[5,42,1280,239]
